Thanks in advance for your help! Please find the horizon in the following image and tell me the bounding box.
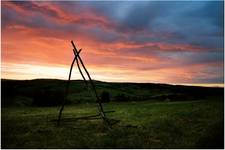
[1,77,224,88]
[1,1,224,86]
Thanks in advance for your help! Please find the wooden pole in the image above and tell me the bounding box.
[73,49,88,85]
[58,41,110,127]
[74,49,108,120]
[57,49,82,125]
[71,41,107,121]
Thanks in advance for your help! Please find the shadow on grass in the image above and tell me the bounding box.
[195,121,224,148]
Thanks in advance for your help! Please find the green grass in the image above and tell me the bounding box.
[2,100,224,148]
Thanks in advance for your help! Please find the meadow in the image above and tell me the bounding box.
[1,79,224,148]
[2,99,224,148]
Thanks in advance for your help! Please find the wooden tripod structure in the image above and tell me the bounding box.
[57,41,109,126]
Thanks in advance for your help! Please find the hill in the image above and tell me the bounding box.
[1,79,224,148]
[1,79,223,106]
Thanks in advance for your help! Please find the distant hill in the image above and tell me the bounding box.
[1,79,224,107]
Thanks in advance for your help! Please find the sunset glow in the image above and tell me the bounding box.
[1,1,224,86]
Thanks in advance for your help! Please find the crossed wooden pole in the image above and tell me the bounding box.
[57,41,109,126]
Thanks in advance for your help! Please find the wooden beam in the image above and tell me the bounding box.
[71,41,107,122]
[57,49,82,125]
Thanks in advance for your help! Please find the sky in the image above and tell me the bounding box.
[1,1,224,86]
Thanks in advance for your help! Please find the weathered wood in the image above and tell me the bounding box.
[74,49,88,85]
[75,52,99,114]
[58,41,112,127]
[71,41,107,122]
[57,49,82,125]
[74,49,106,121]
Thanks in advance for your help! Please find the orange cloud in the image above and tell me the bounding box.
[2,1,116,31]
[2,1,223,85]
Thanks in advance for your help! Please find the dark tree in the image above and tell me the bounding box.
[32,88,64,106]
[115,93,130,102]
[100,91,110,103]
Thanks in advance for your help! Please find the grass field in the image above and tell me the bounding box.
[2,99,224,148]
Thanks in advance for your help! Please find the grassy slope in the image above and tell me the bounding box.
[2,79,224,106]
[2,99,224,148]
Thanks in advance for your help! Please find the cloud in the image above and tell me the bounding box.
[1,1,224,85]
